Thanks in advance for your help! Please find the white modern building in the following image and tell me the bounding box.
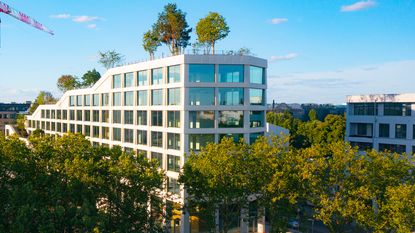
[26,54,287,232]
[346,93,415,154]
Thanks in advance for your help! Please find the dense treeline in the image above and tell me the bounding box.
[0,133,164,232]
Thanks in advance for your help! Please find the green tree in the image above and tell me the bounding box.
[142,28,160,60]
[57,74,79,93]
[196,12,230,54]
[308,109,317,121]
[81,69,101,87]
[28,91,57,114]
[15,114,27,137]
[98,50,124,69]
[153,3,192,55]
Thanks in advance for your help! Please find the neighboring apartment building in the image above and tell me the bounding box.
[346,93,415,154]
[0,102,31,134]
[26,54,281,233]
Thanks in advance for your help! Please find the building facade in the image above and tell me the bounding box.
[26,54,271,232]
[346,93,415,154]
[0,102,31,134]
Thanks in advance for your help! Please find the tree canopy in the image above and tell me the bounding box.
[98,50,124,69]
[57,75,79,93]
[81,69,101,87]
[196,12,230,54]
[142,29,161,59]
[28,91,57,114]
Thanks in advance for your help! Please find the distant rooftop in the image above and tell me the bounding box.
[347,93,415,103]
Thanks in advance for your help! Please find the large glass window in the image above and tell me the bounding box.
[167,177,180,195]
[124,72,134,87]
[218,88,244,105]
[353,103,375,115]
[69,124,75,133]
[76,124,82,133]
[113,110,121,124]
[220,133,244,143]
[250,89,264,105]
[76,110,82,121]
[113,128,121,141]
[250,111,264,127]
[102,93,109,106]
[92,110,99,122]
[137,111,147,125]
[113,92,121,106]
[219,111,244,128]
[168,111,180,128]
[189,134,214,151]
[151,68,163,85]
[151,152,163,168]
[151,131,163,147]
[84,125,90,136]
[395,124,407,139]
[189,111,214,128]
[70,110,75,120]
[84,95,91,106]
[168,155,180,172]
[102,127,109,140]
[124,91,134,106]
[124,129,134,143]
[93,94,100,106]
[250,66,265,84]
[168,65,180,83]
[77,95,83,106]
[137,90,147,106]
[113,74,121,88]
[137,130,147,145]
[167,133,180,150]
[379,143,406,154]
[93,126,99,138]
[350,123,373,137]
[57,110,61,120]
[69,96,75,106]
[137,70,147,86]
[168,88,180,105]
[189,88,215,106]
[102,110,109,123]
[152,89,163,105]
[152,111,163,126]
[189,64,215,82]
[379,124,389,138]
[124,110,134,124]
[384,103,411,116]
[218,65,244,82]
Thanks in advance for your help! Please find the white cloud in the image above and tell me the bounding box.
[72,15,101,23]
[87,24,97,29]
[269,53,298,62]
[341,0,376,12]
[50,13,71,19]
[270,18,288,24]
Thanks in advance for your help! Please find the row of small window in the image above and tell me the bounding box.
[350,141,413,154]
[69,88,265,107]
[0,113,16,119]
[112,64,265,89]
[35,110,264,129]
[349,123,415,139]
[352,103,412,116]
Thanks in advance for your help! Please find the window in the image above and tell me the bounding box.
[46,122,50,131]
[102,93,109,106]
[151,68,163,85]
[218,88,244,105]
[137,111,147,125]
[168,111,180,128]
[413,125,415,139]
[250,89,264,105]
[353,103,375,115]
[70,110,75,120]
[102,110,109,123]
[395,124,407,139]
[84,125,90,137]
[137,149,147,157]
[168,155,180,172]
[218,65,244,82]
[51,110,55,119]
[113,110,121,124]
[57,110,61,120]
[379,124,389,138]
[350,141,373,151]
[84,110,91,122]
[46,110,50,119]
[113,128,121,141]
[249,132,263,144]
[151,131,163,147]
[189,88,215,106]
[124,129,134,143]
[113,92,121,106]
[189,134,214,151]
[84,95,91,106]
[62,123,68,133]
[57,123,61,132]
[76,110,82,121]
[384,103,411,116]
[250,66,264,84]
[220,134,243,143]
[219,111,244,128]
[93,94,100,106]
[379,143,406,154]
[76,95,82,106]
[102,127,109,139]
[124,72,134,87]
[350,123,373,138]
[93,126,100,138]
[167,177,180,195]
[167,133,180,150]
[124,91,134,106]
[137,130,147,145]
[152,89,163,105]
[151,152,163,168]
[189,64,215,82]
[137,90,148,106]
[93,110,99,122]
[137,70,147,86]
[124,110,134,124]
[168,88,180,105]
[113,74,121,88]
[189,111,214,128]
[168,65,180,83]
[69,96,75,106]
[152,111,163,126]
[76,124,82,133]
[51,122,56,131]
[69,124,75,133]
[250,111,264,127]
[62,110,67,120]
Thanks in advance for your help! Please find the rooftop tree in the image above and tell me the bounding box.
[196,12,230,54]
[142,28,160,60]
[98,50,124,69]
[57,75,79,93]
[81,69,101,87]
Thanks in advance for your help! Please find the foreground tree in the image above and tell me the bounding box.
[57,74,79,93]
[196,12,230,54]
[81,69,101,87]
[142,29,160,60]
[98,50,124,69]
[28,91,57,114]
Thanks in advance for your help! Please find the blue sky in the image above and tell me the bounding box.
[0,0,414,104]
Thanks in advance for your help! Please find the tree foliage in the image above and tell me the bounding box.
[81,69,101,87]
[57,74,79,93]
[196,12,230,54]
[142,29,161,59]
[98,50,124,69]
[28,91,57,114]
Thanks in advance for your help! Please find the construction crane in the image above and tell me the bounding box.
[0,1,53,46]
